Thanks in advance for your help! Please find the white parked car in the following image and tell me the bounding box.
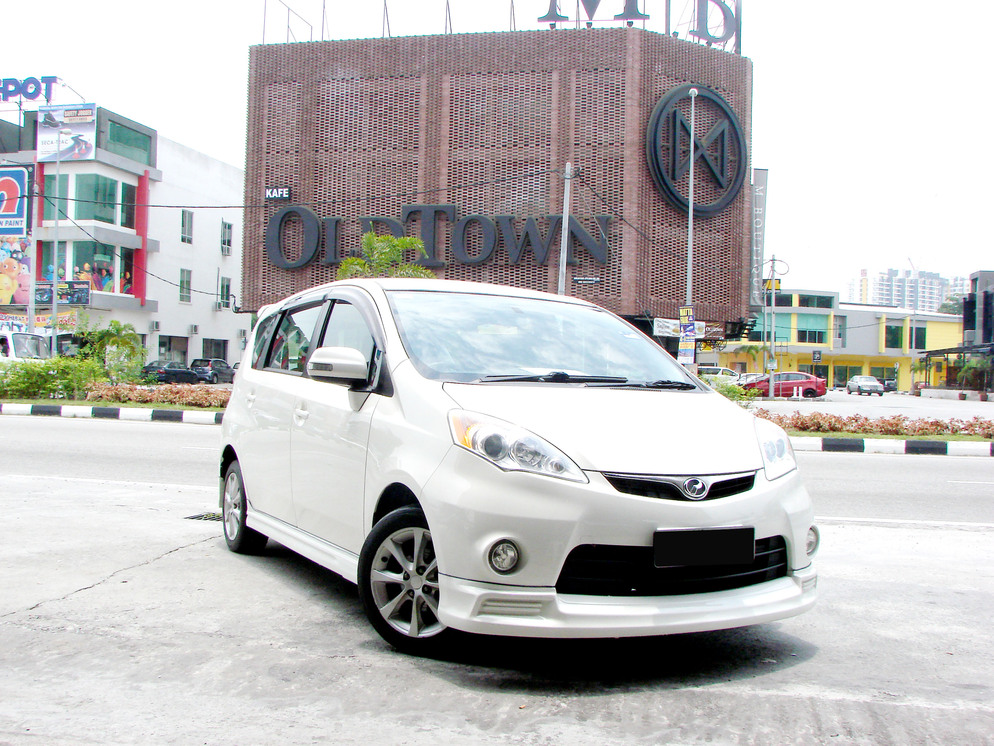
[696,366,741,385]
[220,279,818,652]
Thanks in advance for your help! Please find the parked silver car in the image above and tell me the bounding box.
[846,375,885,396]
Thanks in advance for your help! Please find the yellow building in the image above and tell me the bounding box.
[715,290,962,391]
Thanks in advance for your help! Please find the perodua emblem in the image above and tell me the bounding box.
[683,478,709,500]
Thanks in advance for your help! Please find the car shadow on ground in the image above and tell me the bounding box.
[237,539,817,690]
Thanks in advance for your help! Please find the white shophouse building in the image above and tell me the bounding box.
[2,107,248,365]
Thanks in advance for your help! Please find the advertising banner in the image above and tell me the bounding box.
[677,305,696,364]
[750,169,768,306]
[0,165,33,234]
[34,280,90,306]
[36,104,97,162]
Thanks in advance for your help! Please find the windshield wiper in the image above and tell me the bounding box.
[477,371,629,384]
[632,379,698,390]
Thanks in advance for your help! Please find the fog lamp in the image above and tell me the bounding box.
[488,539,520,574]
[806,526,820,557]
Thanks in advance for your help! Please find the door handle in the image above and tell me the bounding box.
[293,406,309,425]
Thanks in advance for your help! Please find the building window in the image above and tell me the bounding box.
[221,221,233,255]
[180,269,192,303]
[797,294,834,308]
[181,210,194,244]
[885,324,903,349]
[75,174,118,224]
[220,276,232,308]
[120,249,135,294]
[72,241,116,291]
[912,326,927,350]
[797,329,826,343]
[107,121,153,166]
[43,174,69,221]
[121,183,137,229]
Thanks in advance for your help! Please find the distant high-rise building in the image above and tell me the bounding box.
[846,269,966,313]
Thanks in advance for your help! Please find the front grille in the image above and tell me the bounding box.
[603,472,756,501]
[555,536,788,597]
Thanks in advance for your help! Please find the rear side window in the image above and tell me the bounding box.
[250,314,280,370]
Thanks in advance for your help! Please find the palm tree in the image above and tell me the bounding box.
[733,344,763,372]
[957,357,992,392]
[337,232,436,280]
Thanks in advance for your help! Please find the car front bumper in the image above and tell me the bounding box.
[420,446,817,638]
[437,564,816,638]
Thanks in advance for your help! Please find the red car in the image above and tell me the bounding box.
[742,372,827,398]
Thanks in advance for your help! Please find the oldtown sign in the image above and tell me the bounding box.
[264,204,612,270]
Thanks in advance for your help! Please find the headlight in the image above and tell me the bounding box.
[754,417,797,481]
[448,410,588,483]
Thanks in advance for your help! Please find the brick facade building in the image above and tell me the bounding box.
[243,28,753,332]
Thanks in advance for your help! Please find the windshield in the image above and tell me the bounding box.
[387,290,695,386]
[12,334,51,359]
[191,359,209,367]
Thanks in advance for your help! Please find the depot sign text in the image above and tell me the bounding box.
[2,76,57,102]
[265,204,611,270]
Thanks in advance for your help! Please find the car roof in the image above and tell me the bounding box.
[267,278,599,315]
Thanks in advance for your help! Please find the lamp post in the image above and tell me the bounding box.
[685,87,698,307]
[50,127,71,358]
[908,258,919,391]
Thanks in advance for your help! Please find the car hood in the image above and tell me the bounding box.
[441,383,763,474]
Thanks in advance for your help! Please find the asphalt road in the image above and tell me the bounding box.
[0,417,991,744]
[753,388,994,422]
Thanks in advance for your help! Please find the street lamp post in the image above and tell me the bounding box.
[50,127,71,358]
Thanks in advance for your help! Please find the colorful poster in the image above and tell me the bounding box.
[0,236,32,304]
[36,104,97,162]
[0,166,33,234]
[678,305,696,365]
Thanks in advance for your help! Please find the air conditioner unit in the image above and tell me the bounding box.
[189,324,199,335]
[238,329,248,339]
[220,245,232,257]
[149,320,160,332]
[964,330,976,345]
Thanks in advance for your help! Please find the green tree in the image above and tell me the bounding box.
[957,357,992,391]
[733,344,763,372]
[936,294,965,315]
[336,232,436,280]
[75,316,145,383]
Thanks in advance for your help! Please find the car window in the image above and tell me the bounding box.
[191,359,209,367]
[267,304,323,373]
[251,314,280,370]
[319,300,376,368]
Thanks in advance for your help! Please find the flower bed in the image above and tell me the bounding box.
[753,408,994,439]
[86,383,230,409]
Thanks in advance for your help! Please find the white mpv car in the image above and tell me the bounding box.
[220,279,818,652]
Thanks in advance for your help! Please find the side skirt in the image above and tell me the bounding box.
[247,510,360,585]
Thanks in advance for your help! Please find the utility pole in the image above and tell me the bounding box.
[557,162,573,295]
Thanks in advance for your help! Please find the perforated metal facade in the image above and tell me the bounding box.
[243,28,752,326]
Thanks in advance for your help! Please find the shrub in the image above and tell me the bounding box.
[0,358,107,400]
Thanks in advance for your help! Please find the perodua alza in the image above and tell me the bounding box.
[220,279,818,652]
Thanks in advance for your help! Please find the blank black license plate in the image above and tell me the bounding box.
[653,527,755,567]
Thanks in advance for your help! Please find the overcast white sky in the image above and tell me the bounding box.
[5,0,989,296]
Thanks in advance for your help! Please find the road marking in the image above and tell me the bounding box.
[4,474,214,492]
[949,480,994,485]
[817,515,994,529]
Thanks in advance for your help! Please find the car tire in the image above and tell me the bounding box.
[210,373,218,384]
[221,461,268,554]
[847,388,852,395]
[803,388,817,398]
[358,506,451,652]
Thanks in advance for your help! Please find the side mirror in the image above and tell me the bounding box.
[306,346,370,384]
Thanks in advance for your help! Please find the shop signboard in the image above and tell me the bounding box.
[0,166,33,235]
